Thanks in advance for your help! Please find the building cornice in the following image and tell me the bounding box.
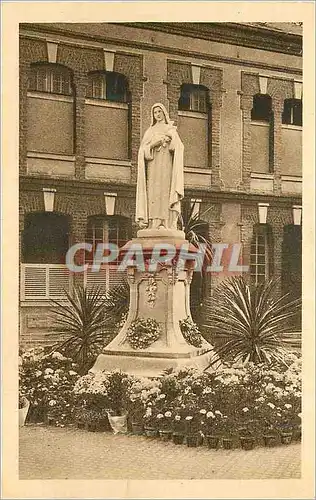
[19,176,302,206]
[118,22,302,57]
[19,23,302,76]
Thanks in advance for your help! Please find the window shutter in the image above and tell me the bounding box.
[48,266,71,298]
[22,266,47,300]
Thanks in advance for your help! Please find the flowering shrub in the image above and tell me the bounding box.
[19,348,79,426]
[126,318,161,349]
[126,377,161,423]
[74,370,134,417]
[179,317,202,348]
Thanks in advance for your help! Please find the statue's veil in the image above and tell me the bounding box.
[150,103,175,127]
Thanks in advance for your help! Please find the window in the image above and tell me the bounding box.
[22,212,70,264]
[178,84,209,113]
[282,99,302,126]
[250,226,271,284]
[85,216,132,263]
[86,72,128,103]
[251,94,272,121]
[28,64,73,96]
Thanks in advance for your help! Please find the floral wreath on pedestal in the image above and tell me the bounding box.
[126,318,161,349]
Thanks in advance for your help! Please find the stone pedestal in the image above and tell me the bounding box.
[91,230,213,377]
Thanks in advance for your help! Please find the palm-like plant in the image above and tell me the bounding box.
[203,276,302,367]
[103,279,130,321]
[179,201,213,321]
[50,285,111,373]
[179,201,213,264]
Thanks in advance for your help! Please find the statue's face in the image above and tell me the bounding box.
[153,106,165,123]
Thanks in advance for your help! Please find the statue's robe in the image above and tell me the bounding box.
[136,123,184,228]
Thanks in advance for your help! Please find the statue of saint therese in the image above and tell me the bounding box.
[136,103,184,230]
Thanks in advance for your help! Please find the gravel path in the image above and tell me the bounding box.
[19,424,301,480]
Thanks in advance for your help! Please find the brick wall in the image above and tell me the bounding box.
[240,72,297,193]
[166,60,223,188]
[19,37,144,182]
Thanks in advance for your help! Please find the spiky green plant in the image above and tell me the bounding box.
[50,285,111,373]
[203,276,302,367]
[103,279,130,321]
[179,201,213,264]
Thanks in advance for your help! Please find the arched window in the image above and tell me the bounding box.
[27,63,74,156]
[251,94,272,121]
[250,94,274,173]
[177,84,210,169]
[85,72,130,160]
[86,71,128,103]
[282,98,302,126]
[250,225,273,285]
[28,63,73,96]
[178,84,209,113]
[22,212,70,264]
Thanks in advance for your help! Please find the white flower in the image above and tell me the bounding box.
[156,413,164,419]
[242,407,249,413]
[164,411,172,418]
[49,400,57,406]
[35,370,42,377]
[206,411,215,419]
[284,404,292,409]
[175,415,181,421]
[185,416,193,421]
[199,409,207,414]
[214,410,222,416]
[267,402,275,409]
[52,352,66,360]
[45,368,54,375]
[159,394,166,399]
[69,370,77,376]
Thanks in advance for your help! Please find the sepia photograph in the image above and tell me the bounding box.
[1,2,315,499]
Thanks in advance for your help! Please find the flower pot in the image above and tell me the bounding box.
[206,435,220,449]
[263,434,278,447]
[19,399,30,427]
[294,427,302,441]
[107,413,128,435]
[86,422,97,432]
[159,429,173,441]
[222,438,234,450]
[280,432,293,445]
[144,426,158,438]
[240,436,256,450]
[172,432,184,445]
[46,416,55,426]
[186,434,199,448]
[131,422,144,435]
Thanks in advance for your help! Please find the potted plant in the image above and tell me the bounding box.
[126,376,161,435]
[202,410,223,450]
[143,406,159,437]
[184,414,202,448]
[157,410,174,441]
[257,401,280,447]
[237,407,258,450]
[172,412,186,445]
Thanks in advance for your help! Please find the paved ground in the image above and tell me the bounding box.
[19,424,301,480]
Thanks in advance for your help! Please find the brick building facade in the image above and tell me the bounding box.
[19,22,302,344]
